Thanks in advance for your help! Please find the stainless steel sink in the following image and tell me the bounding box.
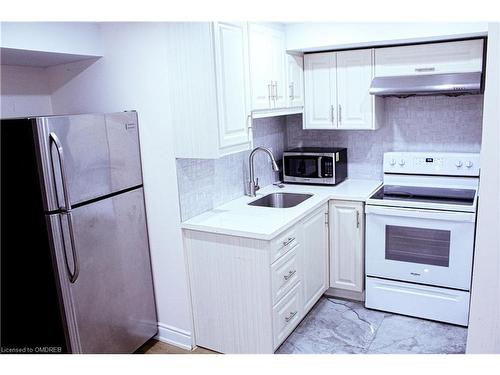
[248,193,313,208]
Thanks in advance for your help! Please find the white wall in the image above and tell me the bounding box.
[0,64,53,117]
[285,22,488,51]
[466,23,500,354]
[46,23,193,348]
[0,22,102,56]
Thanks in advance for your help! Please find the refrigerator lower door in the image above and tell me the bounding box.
[34,112,143,212]
[47,187,157,353]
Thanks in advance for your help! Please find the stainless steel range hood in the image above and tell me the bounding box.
[369,72,482,97]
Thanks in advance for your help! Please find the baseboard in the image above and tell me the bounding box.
[325,287,365,302]
[155,323,192,350]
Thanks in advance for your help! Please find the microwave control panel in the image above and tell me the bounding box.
[323,160,333,177]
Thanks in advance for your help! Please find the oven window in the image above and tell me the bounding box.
[284,156,318,178]
[385,225,451,267]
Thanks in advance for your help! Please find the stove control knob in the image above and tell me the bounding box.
[398,159,405,166]
[390,159,396,166]
[466,161,473,168]
[455,161,463,168]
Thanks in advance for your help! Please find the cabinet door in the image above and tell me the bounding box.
[329,200,364,292]
[336,49,374,130]
[304,52,337,129]
[302,205,329,312]
[213,22,252,152]
[287,54,304,107]
[248,23,274,110]
[268,27,287,109]
[375,39,484,77]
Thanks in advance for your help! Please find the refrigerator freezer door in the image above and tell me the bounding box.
[47,187,157,353]
[34,112,143,211]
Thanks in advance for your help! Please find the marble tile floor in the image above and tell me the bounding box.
[276,297,468,354]
[138,296,467,355]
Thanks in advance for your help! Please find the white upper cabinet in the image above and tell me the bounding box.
[213,22,252,151]
[248,23,275,110]
[336,49,375,129]
[167,22,252,159]
[286,54,305,108]
[375,39,484,77]
[248,23,288,111]
[304,49,381,130]
[304,52,337,129]
[269,27,287,109]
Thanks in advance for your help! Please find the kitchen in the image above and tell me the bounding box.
[0,3,499,372]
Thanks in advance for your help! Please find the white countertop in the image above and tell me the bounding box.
[181,179,382,240]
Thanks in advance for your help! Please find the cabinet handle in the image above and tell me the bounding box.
[283,270,296,281]
[330,105,335,123]
[282,237,295,247]
[356,210,360,228]
[289,82,294,100]
[274,81,278,100]
[338,104,342,124]
[285,311,298,322]
[415,67,435,72]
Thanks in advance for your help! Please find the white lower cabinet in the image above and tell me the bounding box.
[302,205,329,312]
[329,200,365,298]
[185,204,329,353]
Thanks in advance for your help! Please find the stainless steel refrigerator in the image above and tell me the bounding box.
[0,111,158,353]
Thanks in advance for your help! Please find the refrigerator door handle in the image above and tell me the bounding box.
[62,212,80,283]
[49,132,72,211]
[50,132,79,283]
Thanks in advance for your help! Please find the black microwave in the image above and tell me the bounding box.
[283,147,347,185]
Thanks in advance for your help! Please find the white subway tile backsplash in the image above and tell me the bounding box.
[287,95,483,179]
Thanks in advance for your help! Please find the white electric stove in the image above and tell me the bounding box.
[365,152,480,326]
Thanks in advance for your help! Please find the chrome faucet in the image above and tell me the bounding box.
[247,146,280,197]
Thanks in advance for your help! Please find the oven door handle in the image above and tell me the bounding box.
[317,156,322,178]
[365,205,476,222]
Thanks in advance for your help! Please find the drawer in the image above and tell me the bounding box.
[273,281,302,349]
[271,226,299,263]
[365,277,470,326]
[271,245,301,305]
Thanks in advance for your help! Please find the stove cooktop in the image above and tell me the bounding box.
[369,185,476,206]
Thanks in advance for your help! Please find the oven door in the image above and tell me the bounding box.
[365,205,476,290]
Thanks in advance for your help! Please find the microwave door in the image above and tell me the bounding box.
[285,156,320,178]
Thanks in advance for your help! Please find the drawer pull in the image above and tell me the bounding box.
[285,311,298,323]
[282,237,295,247]
[283,270,296,281]
[415,67,436,72]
